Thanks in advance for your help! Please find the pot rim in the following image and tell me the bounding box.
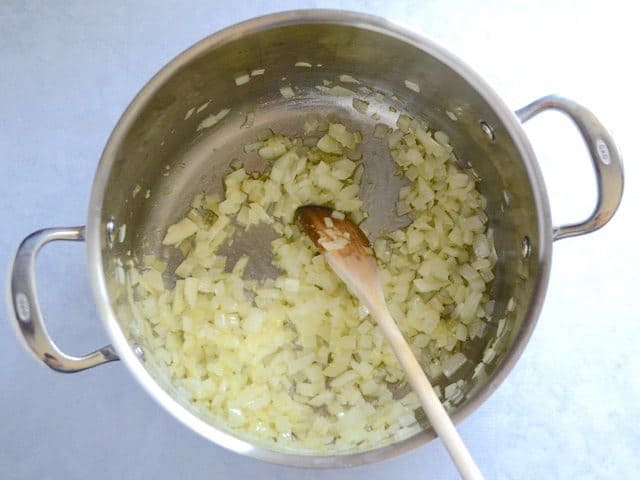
[86,9,552,468]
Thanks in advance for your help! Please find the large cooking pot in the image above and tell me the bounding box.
[7,10,623,468]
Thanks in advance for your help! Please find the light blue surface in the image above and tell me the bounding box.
[1,1,638,479]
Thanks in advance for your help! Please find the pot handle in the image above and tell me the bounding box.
[515,94,624,241]
[7,226,119,372]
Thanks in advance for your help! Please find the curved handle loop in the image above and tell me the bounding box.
[7,226,119,372]
[516,94,624,241]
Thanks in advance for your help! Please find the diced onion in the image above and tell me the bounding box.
[196,100,211,113]
[241,112,255,129]
[339,74,360,84]
[404,80,420,92]
[235,74,250,86]
[373,123,390,138]
[352,98,369,114]
[280,86,295,99]
[128,110,497,455]
[328,85,356,96]
[197,108,230,131]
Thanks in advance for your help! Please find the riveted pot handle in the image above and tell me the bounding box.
[516,94,624,241]
[7,226,119,372]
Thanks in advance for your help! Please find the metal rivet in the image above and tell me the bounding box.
[132,343,145,360]
[522,236,531,259]
[479,120,496,142]
[105,218,116,248]
[15,292,31,322]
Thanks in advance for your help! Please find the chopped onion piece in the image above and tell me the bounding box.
[339,74,360,84]
[235,74,250,86]
[197,108,230,131]
[162,218,198,245]
[443,352,467,378]
[404,80,420,92]
[328,123,357,149]
[503,189,511,205]
[196,100,211,113]
[373,123,390,138]
[352,98,369,114]
[118,224,127,243]
[396,114,411,132]
[243,141,262,153]
[317,134,342,154]
[280,86,295,99]
[328,85,356,96]
[241,112,255,129]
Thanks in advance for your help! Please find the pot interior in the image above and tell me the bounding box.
[97,15,542,460]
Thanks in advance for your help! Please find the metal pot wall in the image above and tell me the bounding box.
[7,10,623,468]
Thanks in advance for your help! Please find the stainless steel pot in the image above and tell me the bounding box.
[7,10,623,468]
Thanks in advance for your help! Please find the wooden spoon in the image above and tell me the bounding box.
[296,205,483,480]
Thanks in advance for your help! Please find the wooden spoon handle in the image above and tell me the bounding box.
[367,297,484,480]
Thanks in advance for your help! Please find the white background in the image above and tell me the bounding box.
[1,1,638,479]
